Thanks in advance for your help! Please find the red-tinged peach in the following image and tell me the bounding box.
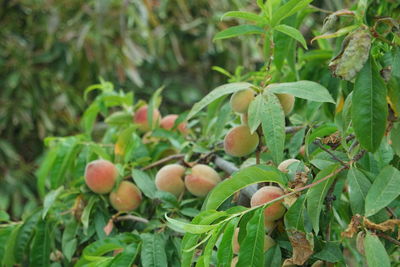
[184,164,221,197]
[230,89,255,114]
[232,228,275,254]
[109,181,142,212]
[251,186,286,222]
[133,105,161,132]
[160,114,188,135]
[84,159,118,194]
[276,93,295,115]
[278,159,309,173]
[224,125,259,157]
[265,220,276,233]
[155,164,186,197]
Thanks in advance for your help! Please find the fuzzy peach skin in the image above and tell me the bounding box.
[109,181,142,212]
[84,159,118,194]
[276,93,295,115]
[133,105,161,132]
[251,186,286,222]
[160,114,188,135]
[155,164,186,197]
[184,164,221,197]
[224,125,259,157]
[232,228,275,254]
[278,158,309,173]
[230,89,255,114]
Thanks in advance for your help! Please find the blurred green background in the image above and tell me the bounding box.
[0,0,341,219]
[0,0,264,219]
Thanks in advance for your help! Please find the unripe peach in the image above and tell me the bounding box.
[160,114,188,135]
[84,159,118,194]
[276,93,295,115]
[232,228,275,254]
[155,164,185,197]
[230,89,255,114]
[184,164,221,197]
[278,159,309,173]
[133,105,161,132]
[109,181,142,212]
[251,186,286,222]
[224,125,259,157]
[265,220,276,233]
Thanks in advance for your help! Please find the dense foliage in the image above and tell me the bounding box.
[1,0,400,266]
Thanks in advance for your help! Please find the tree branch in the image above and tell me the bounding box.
[141,154,185,171]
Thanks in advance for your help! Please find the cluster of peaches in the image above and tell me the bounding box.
[83,105,189,212]
[223,88,294,157]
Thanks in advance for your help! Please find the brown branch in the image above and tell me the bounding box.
[214,156,258,200]
[376,232,400,246]
[141,154,185,171]
[115,214,149,224]
[314,139,348,167]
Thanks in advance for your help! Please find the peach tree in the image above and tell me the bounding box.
[1,0,400,267]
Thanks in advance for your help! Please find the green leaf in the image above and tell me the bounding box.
[247,94,264,133]
[165,215,218,234]
[392,47,400,79]
[237,209,265,267]
[347,167,371,215]
[391,122,400,156]
[14,210,41,260]
[36,147,59,198]
[271,0,313,26]
[132,169,157,199]
[110,242,140,266]
[82,103,100,136]
[313,241,344,262]
[42,186,64,219]
[365,166,400,217]
[202,225,225,267]
[81,233,139,261]
[364,231,391,267]
[261,92,285,164]
[311,25,359,43]
[222,11,266,24]
[181,211,226,267]
[267,81,335,103]
[0,211,10,222]
[213,25,265,41]
[2,224,21,267]
[205,165,286,210]
[187,82,253,120]
[29,220,51,267]
[216,218,239,267]
[0,226,16,264]
[81,196,98,233]
[306,164,340,234]
[274,24,307,49]
[264,245,282,267]
[141,233,167,267]
[352,58,388,152]
[284,195,306,231]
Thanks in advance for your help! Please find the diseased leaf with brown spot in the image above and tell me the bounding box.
[364,218,400,239]
[286,229,314,265]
